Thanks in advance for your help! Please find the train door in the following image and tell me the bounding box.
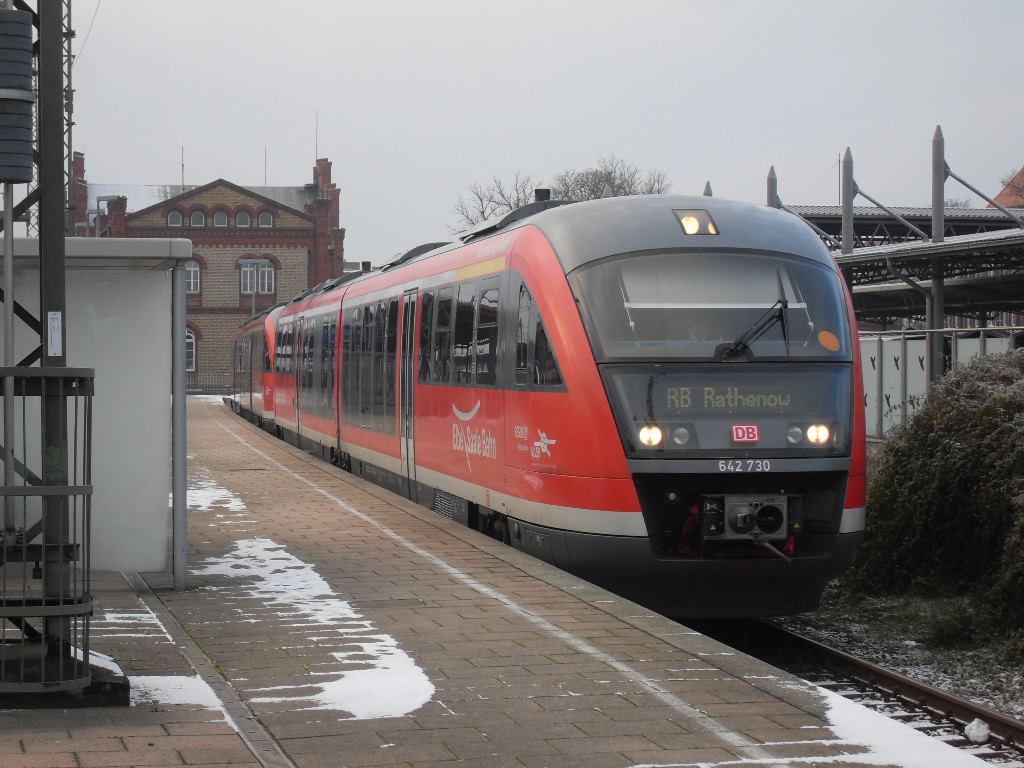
[399,289,418,497]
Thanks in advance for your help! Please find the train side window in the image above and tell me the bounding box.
[384,298,399,433]
[533,317,562,386]
[515,284,532,385]
[475,277,500,386]
[418,291,434,383]
[342,308,358,425]
[432,286,454,384]
[373,300,388,431]
[453,281,476,385]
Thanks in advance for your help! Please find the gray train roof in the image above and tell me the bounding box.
[513,195,834,274]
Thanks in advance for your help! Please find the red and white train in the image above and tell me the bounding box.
[229,194,866,617]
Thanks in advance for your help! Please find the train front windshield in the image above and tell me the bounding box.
[570,250,855,458]
[571,250,851,362]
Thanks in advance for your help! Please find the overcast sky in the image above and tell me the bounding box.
[71,0,1023,265]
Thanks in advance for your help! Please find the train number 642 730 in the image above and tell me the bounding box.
[718,459,772,472]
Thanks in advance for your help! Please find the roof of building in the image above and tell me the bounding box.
[84,181,319,219]
[993,166,1024,208]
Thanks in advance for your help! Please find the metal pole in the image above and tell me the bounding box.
[930,125,946,384]
[841,148,854,254]
[3,182,13,532]
[767,166,779,208]
[931,125,945,244]
[172,262,187,590]
[39,0,71,660]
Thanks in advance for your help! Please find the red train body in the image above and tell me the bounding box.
[230,195,866,617]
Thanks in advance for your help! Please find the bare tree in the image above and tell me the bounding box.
[450,171,539,232]
[943,196,974,208]
[450,156,672,230]
[551,155,671,201]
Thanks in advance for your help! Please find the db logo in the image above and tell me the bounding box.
[731,424,760,443]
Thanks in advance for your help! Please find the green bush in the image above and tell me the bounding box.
[842,347,1024,633]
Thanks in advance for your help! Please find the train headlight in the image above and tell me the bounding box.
[787,426,803,444]
[671,426,691,446]
[673,209,719,236]
[638,425,663,447]
[806,424,830,444]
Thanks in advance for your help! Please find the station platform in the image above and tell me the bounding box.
[0,397,986,768]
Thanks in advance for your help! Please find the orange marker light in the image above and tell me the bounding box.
[818,330,841,352]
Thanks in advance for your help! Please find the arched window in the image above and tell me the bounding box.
[167,211,183,227]
[213,211,228,227]
[185,328,197,372]
[185,260,201,293]
[258,211,274,228]
[190,211,205,227]
[236,211,251,228]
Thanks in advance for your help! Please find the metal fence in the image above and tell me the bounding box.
[186,371,230,393]
[860,327,1024,439]
[1,369,94,693]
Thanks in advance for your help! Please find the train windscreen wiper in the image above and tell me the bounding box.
[722,270,790,359]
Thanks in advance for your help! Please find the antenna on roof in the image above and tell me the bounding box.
[180,147,184,186]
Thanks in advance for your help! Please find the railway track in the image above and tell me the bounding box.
[688,618,1024,766]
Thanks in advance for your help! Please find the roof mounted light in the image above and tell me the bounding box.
[674,209,719,236]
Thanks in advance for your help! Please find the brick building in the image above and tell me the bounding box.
[72,154,351,388]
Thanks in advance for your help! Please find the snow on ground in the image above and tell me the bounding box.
[191,537,436,719]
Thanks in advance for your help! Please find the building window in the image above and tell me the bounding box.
[213,211,228,227]
[258,262,275,293]
[241,261,275,294]
[258,211,274,228]
[236,211,251,228]
[185,328,196,372]
[167,211,183,227]
[190,211,205,227]
[185,260,201,293]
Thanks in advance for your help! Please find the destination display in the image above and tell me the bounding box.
[604,363,853,455]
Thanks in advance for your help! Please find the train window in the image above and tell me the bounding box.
[453,282,476,385]
[513,280,563,388]
[475,277,500,385]
[432,287,454,384]
[533,319,562,386]
[372,300,387,431]
[418,291,434,383]
[515,284,532,385]
[342,308,358,425]
[384,298,399,431]
[571,251,851,361]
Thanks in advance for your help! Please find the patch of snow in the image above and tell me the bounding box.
[964,717,990,744]
[184,474,247,513]
[191,537,435,719]
[819,686,989,766]
[129,675,224,711]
